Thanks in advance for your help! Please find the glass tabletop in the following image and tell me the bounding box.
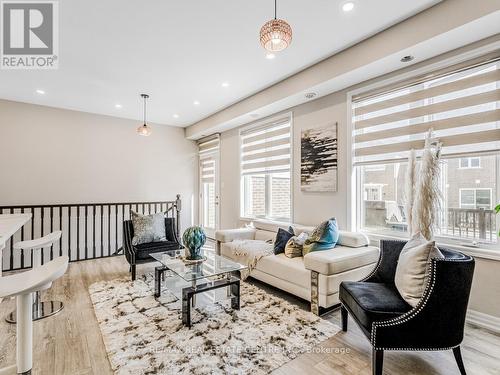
[151,250,247,282]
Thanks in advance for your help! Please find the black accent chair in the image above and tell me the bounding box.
[339,239,475,375]
[123,217,183,280]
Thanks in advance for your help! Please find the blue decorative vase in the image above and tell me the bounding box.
[182,226,207,260]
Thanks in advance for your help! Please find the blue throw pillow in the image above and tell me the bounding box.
[303,218,339,255]
[274,226,295,255]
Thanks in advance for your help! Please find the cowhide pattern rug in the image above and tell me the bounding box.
[89,273,339,375]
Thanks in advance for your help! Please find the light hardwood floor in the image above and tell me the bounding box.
[0,256,499,375]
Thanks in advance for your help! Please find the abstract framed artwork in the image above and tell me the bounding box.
[300,122,338,192]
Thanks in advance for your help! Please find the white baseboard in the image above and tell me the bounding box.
[467,309,500,334]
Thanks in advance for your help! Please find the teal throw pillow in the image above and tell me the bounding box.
[302,218,339,255]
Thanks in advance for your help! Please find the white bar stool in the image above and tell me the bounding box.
[0,256,69,375]
[6,231,64,324]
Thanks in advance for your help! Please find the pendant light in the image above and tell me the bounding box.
[259,0,292,52]
[137,93,152,136]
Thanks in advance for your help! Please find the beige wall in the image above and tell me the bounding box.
[216,47,500,322]
[0,100,198,231]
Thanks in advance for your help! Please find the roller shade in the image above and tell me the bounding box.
[198,134,220,155]
[241,117,291,175]
[352,58,500,165]
[198,135,219,183]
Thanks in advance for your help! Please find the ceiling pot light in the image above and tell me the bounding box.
[305,92,317,99]
[137,94,152,136]
[193,100,200,105]
[36,89,45,95]
[266,53,276,60]
[173,114,180,119]
[115,104,122,108]
[260,0,292,52]
[401,55,415,63]
[221,82,230,88]
[342,2,355,12]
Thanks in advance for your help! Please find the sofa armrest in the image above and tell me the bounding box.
[215,228,256,255]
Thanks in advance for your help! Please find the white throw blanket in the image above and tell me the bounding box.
[230,240,274,280]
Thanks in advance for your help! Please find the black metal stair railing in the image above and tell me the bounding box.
[0,195,181,272]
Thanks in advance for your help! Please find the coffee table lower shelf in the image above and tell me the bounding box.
[154,265,241,328]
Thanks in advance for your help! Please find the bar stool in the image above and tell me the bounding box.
[0,256,68,375]
[6,231,64,324]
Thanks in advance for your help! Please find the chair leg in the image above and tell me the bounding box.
[372,348,383,375]
[453,346,467,375]
[131,265,136,281]
[341,305,348,332]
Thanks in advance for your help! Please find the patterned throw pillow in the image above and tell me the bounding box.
[273,226,295,255]
[130,211,167,245]
[284,231,309,258]
[302,218,339,255]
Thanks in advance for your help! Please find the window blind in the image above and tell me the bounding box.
[352,58,500,165]
[198,135,219,183]
[240,117,291,175]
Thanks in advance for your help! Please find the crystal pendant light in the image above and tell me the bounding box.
[137,94,152,136]
[259,0,292,52]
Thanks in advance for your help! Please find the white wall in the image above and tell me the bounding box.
[0,99,198,231]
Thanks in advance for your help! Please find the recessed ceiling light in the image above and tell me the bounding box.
[342,2,355,12]
[193,100,200,105]
[173,114,180,119]
[36,89,45,95]
[221,82,230,88]
[115,104,122,109]
[400,55,415,63]
[266,53,275,60]
[305,92,317,99]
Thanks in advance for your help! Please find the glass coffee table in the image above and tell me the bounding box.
[150,251,247,327]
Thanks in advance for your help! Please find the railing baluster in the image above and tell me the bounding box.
[115,204,118,253]
[93,205,96,259]
[41,207,45,265]
[100,204,103,258]
[59,206,63,257]
[84,205,88,260]
[77,206,80,261]
[68,206,72,262]
[108,205,111,257]
[9,207,14,270]
[50,206,54,260]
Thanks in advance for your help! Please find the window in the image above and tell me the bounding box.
[460,188,492,209]
[352,58,500,244]
[240,116,292,221]
[459,157,481,169]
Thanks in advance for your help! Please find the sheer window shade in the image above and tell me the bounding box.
[352,58,500,165]
[240,117,291,175]
[198,135,220,183]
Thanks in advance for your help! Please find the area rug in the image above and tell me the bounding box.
[89,273,339,375]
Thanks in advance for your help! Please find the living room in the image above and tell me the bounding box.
[1,0,499,374]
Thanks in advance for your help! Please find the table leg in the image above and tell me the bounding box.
[226,272,231,297]
[191,280,196,307]
[154,266,166,298]
[182,289,191,328]
[230,280,240,310]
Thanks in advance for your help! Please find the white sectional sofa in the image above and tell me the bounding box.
[215,220,380,314]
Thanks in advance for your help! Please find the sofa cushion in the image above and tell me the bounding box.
[274,226,295,255]
[135,241,182,260]
[340,281,411,331]
[255,253,310,289]
[303,218,339,255]
[304,246,379,275]
[284,231,309,258]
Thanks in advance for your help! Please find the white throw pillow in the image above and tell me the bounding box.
[394,232,444,307]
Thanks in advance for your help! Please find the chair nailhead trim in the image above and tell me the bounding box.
[371,255,472,350]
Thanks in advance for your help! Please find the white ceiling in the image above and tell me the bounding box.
[0,0,441,127]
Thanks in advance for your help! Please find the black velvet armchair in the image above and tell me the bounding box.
[123,217,183,280]
[339,239,475,375]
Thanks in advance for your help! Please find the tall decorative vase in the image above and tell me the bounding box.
[182,226,207,260]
